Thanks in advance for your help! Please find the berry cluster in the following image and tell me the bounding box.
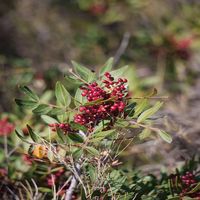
[74,72,128,130]
[180,171,200,199]
[49,123,73,133]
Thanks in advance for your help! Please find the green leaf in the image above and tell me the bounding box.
[125,102,136,117]
[48,108,65,115]
[157,130,172,143]
[38,187,52,193]
[65,75,82,85]
[27,125,39,142]
[139,129,151,140]
[137,101,163,123]
[47,149,54,162]
[70,122,87,132]
[99,57,114,76]
[32,104,52,115]
[55,81,71,107]
[72,61,95,82]
[41,115,58,124]
[133,99,148,117]
[15,129,28,143]
[68,133,84,143]
[15,99,38,109]
[74,88,85,107]
[110,65,129,78]
[87,164,96,182]
[56,127,66,142]
[91,129,116,142]
[19,86,39,101]
[85,146,99,156]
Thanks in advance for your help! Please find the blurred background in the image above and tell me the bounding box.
[1,0,200,174]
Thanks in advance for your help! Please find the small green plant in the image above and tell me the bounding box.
[15,58,172,199]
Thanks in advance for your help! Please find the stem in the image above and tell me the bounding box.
[65,164,81,200]
[4,135,8,171]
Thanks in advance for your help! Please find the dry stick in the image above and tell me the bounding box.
[113,32,131,67]
[65,163,81,200]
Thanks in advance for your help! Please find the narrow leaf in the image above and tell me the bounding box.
[19,86,39,101]
[56,127,65,142]
[91,129,116,141]
[74,88,85,107]
[137,101,163,123]
[72,61,95,82]
[157,130,172,143]
[27,125,39,142]
[110,65,129,78]
[15,99,38,109]
[41,115,58,124]
[99,57,114,76]
[55,81,71,107]
[68,133,84,143]
[15,129,29,143]
[32,104,52,115]
[85,146,99,156]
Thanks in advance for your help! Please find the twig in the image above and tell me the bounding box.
[64,164,81,200]
[113,32,131,67]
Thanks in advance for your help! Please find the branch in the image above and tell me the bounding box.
[64,163,81,200]
[113,32,131,67]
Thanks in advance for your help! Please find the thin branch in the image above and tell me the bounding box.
[113,32,131,67]
[64,164,81,200]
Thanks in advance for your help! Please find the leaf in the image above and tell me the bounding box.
[65,75,82,85]
[110,65,129,78]
[72,61,95,82]
[85,146,99,156]
[87,164,96,182]
[68,133,84,143]
[91,129,116,142]
[32,104,52,115]
[38,187,52,193]
[157,130,172,143]
[99,57,114,76]
[56,127,65,142]
[27,125,39,142]
[15,99,38,109]
[133,99,148,117]
[19,86,39,101]
[139,129,151,140]
[41,115,58,124]
[15,129,28,143]
[48,108,65,115]
[55,81,71,107]
[47,149,54,162]
[74,88,85,107]
[125,102,136,117]
[137,101,163,123]
[70,122,87,132]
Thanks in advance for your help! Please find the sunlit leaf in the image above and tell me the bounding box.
[55,81,71,107]
[41,115,58,124]
[85,146,99,156]
[110,65,129,78]
[72,61,95,82]
[99,57,114,76]
[137,101,163,123]
[157,130,172,143]
[32,104,52,115]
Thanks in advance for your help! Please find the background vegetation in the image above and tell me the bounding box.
[1,0,200,199]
